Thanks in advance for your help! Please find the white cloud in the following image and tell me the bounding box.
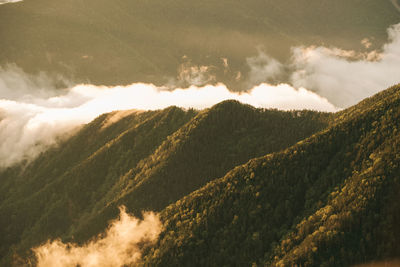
[0,0,23,5]
[361,38,372,49]
[33,207,161,267]
[9,22,400,167]
[290,23,400,108]
[175,61,216,86]
[246,50,284,85]
[4,18,400,167]
[0,65,72,103]
[0,66,337,167]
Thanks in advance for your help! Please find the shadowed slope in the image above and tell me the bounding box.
[0,107,197,263]
[0,101,329,265]
[71,101,330,242]
[142,85,400,266]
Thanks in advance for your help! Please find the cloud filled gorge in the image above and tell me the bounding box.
[33,207,161,267]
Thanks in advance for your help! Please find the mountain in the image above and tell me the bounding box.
[1,85,400,266]
[0,100,330,264]
[0,0,398,88]
[141,85,400,266]
[0,106,198,263]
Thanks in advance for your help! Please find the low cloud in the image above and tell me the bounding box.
[0,0,23,5]
[361,38,372,49]
[33,206,161,267]
[246,49,284,85]
[290,23,400,107]
[0,66,337,168]
[4,23,400,167]
[0,65,71,102]
[174,58,216,87]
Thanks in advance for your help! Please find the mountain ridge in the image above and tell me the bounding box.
[0,99,330,265]
[0,85,399,266]
[141,85,400,266]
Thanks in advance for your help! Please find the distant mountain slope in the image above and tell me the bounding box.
[70,101,331,242]
[0,107,197,263]
[0,101,330,264]
[0,0,398,87]
[142,85,400,266]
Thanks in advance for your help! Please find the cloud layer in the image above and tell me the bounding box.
[33,207,161,267]
[246,50,284,85]
[0,0,23,5]
[2,23,400,168]
[0,65,337,168]
[290,23,400,107]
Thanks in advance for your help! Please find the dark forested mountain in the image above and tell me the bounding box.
[1,1,400,266]
[0,100,331,265]
[0,0,398,88]
[0,106,198,263]
[141,85,400,266]
[1,85,400,266]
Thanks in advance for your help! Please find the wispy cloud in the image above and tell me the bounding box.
[246,49,284,85]
[0,0,23,5]
[33,207,161,267]
[290,23,400,107]
[3,23,400,167]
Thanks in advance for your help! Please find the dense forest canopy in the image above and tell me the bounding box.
[1,1,400,265]
[0,85,399,266]
[141,85,400,266]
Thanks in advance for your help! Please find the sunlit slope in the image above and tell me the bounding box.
[0,0,398,87]
[142,85,400,266]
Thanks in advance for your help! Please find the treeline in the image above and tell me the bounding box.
[0,106,197,264]
[2,86,399,266]
[140,85,400,266]
[0,100,329,265]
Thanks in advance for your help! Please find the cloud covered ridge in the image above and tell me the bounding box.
[0,65,337,168]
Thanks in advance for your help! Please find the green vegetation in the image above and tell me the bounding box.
[0,100,330,265]
[2,2,400,266]
[71,101,331,242]
[0,0,398,88]
[0,106,197,264]
[1,84,400,266]
[141,85,400,266]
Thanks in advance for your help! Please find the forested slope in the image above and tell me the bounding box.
[0,101,330,265]
[70,101,331,242]
[141,85,400,266]
[0,107,197,264]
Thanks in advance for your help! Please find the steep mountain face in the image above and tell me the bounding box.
[70,101,331,242]
[0,101,330,264]
[0,0,398,87]
[141,85,400,266]
[0,107,198,263]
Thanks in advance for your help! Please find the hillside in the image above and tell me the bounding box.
[141,85,400,266]
[69,101,331,242]
[0,0,398,88]
[0,106,198,263]
[0,101,330,264]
